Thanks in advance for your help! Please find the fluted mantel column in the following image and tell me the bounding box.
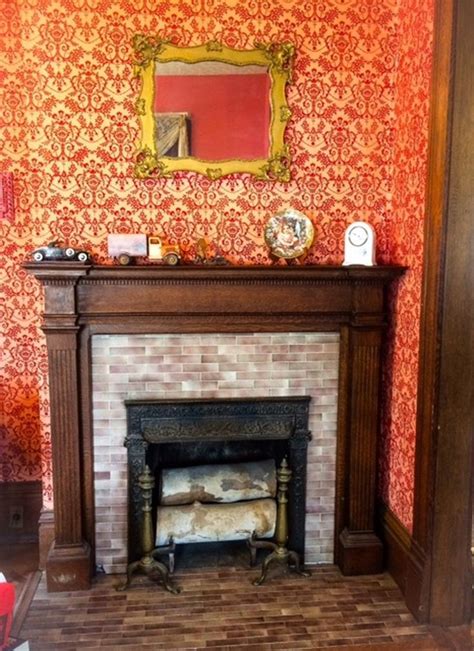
[29,264,92,591]
[334,277,389,574]
[336,326,384,574]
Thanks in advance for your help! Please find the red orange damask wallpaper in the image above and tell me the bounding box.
[0,0,433,530]
[379,0,434,530]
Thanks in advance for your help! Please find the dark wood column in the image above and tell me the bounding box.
[36,267,92,591]
[336,282,384,574]
[405,0,473,625]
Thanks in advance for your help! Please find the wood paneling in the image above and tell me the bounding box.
[407,0,474,625]
[377,502,411,595]
[0,481,42,544]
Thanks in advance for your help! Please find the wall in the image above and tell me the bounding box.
[155,73,270,159]
[379,0,434,530]
[0,0,433,531]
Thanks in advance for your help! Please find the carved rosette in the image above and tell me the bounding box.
[206,41,223,52]
[134,147,168,179]
[280,106,292,122]
[256,41,295,80]
[258,149,291,183]
[205,168,223,181]
[135,98,146,116]
[133,34,168,68]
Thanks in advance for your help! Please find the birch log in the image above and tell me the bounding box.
[155,498,276,545]
[160,459,276,505]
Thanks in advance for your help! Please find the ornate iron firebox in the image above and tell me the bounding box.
[125,396,311,563]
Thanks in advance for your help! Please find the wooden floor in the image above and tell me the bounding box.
[18,564,472,650]
[0,542,42,640]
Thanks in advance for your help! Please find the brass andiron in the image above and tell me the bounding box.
[118,465,180,594]
[248,457,310,585]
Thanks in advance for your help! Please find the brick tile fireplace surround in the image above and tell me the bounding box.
[92,332,339,574]
[25,263,404,592]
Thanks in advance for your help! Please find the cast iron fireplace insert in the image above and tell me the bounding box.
[125,396,312,563]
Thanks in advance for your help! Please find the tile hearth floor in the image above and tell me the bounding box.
[19,564,472,650]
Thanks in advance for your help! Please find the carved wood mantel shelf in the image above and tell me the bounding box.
[24,262,405,592]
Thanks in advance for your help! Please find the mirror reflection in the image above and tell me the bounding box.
[155,61,270,161]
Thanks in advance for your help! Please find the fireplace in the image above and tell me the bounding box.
[92,332,338,574]
[25,263,404,591]
[125,396,311,565]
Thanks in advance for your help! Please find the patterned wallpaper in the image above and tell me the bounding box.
[379,0,434,531]
[0,0,433,529]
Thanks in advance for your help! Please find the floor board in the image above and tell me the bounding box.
[19,565,473,650]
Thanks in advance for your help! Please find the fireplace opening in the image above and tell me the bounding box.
[125,397,311,569]
[92,331,340,575]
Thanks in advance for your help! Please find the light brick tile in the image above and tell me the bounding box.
[253,380,289,389]
[143,382,181,392]
[92,331,340,571]
[109,346,146,355]
[267,387,292,397]
[181,381,205,391]
[182,363,218,372]
[147,345,184,354]
[182,345,218,354]
[258,344,288,353]
[217,380,256,389]
[236,353,272,363]
[167,354,202,364]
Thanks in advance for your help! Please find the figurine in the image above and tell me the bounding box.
[194,238,228,265]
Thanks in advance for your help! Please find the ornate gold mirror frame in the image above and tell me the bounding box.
[133,35,294,181]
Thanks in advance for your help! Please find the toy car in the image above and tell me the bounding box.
[107,234,181,266]
[32,242,90,263]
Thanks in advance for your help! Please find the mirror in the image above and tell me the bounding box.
[133,36,295,181]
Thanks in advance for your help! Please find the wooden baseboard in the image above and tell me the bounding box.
[0,481,42,544]
[377,502,412,594]
[11,569,42,638]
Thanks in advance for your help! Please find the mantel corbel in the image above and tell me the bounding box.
[23,261,90,321]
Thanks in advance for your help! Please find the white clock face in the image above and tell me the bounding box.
[348,225,369,247]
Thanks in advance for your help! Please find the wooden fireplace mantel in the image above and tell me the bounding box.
[25,262,405,591]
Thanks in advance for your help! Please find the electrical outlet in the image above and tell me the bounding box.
[9,505,24,529]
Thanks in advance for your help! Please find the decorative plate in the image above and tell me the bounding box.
[264,209,314,259]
